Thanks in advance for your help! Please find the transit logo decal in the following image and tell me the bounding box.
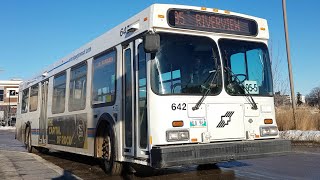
[216,111,234,128]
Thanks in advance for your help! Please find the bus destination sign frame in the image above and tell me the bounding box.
[168,9,258,36]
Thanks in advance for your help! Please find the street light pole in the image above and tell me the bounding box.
[282,0,296,129]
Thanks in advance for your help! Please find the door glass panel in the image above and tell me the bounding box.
[138,44,147,149]
[124,48,132,147]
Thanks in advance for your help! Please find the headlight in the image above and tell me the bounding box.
[260,126,279,137]
[166,130,189,142]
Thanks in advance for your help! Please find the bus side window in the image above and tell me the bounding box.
[21,88,29,113]
[52,72,67,114]
[92,50,116,106]
[29,84,39,112]
[69,63,87,111]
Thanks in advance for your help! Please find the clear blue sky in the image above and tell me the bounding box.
[0,0,319,95]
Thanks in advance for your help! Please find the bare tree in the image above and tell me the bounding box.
[306,87,320,109]
[269,40,290,106]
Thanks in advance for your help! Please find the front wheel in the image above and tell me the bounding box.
[101,128,123,175]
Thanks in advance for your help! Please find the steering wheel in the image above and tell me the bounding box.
[231,74,247,84]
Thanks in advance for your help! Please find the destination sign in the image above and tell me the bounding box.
[168,9,258,36]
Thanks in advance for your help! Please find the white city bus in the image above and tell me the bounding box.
[16,4,291,175]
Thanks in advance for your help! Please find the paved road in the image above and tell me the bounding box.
[1,128,320,180]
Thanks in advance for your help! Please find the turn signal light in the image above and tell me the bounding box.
[158,14,164,18]
[264,119,273,124]
[172,121,184,127]
[201,7,207,10]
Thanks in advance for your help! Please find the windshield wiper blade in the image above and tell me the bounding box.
[225,67,258,110]
[192,67,220,111]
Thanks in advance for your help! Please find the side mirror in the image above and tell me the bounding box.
[143,33,160,53]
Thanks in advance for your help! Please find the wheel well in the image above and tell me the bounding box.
[95,115,115,158]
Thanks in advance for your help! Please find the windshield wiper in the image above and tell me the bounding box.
[192,68,220,111]
[192,49,220,111]
[225,67,258,110]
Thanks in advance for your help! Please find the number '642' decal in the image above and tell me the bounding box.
[171,103,187,110]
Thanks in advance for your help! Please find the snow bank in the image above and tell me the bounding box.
[0,126,16,130]
[280,130,320,143]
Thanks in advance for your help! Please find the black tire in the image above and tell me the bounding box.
[25,127,34,153]
[101,128,123,175]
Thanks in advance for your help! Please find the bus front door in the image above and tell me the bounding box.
[122,39,149,159]
[123,43,135,157]
[134,39,148,159]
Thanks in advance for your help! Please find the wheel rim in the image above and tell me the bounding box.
[102,133,111,170]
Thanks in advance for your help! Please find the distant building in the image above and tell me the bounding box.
[274,91,291,106]
[274,91,306,107]
[0,79,22,123]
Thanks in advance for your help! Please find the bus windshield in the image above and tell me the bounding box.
[151,33,222,95]
[219,39,273,96]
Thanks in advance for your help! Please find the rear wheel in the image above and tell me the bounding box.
[99,127,123,175]
[25,127,34,153]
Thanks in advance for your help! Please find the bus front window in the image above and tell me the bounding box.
[219,39,273,96]
[151,33,222,95]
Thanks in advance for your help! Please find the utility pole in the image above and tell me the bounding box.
[282,0,296,129]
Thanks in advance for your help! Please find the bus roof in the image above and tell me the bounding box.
[21,3,269,89]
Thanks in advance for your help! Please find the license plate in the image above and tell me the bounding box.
[190,119,207,127]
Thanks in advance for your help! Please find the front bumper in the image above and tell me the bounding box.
[151,139,291,168]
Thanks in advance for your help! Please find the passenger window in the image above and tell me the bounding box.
[92,50,116,106]
[52,72,66,114]
[69,63,87,111]
[29,84,39,112]
[21,89,29,113]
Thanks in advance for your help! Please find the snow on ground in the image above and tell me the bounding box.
[280,130,320,143]
[0,126,16,130]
